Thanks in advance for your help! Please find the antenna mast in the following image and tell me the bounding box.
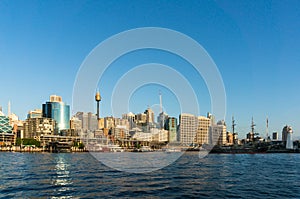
[159,91,164,129]
[159,91,162,114]
[8,100,11,116]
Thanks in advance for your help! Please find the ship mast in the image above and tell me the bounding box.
[266,116,269,141]
[251,117,255,133]
[251,117,256,137]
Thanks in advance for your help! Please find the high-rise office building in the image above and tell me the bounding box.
[88,112,98,131]
[27,109,43,119]
[70,116,82,130]
[144,107,155,124]
[135,113,147,125]
[209,120,227,146]
[0,115,12,134]
[165,117,177,143]
[122,112,136,129]
[114,118,129,130]
[42,95,70,134]
[195,116,210,145]
[157,112,168,129]
[75,112,88,130]
[179,113,198,146]
[70,116,83,136]
[50,95,62,102]
[104,116,115,129]
[75,112,98,131]
[282,125,289,144]
[207,112,215,126]
[0,114,14,146]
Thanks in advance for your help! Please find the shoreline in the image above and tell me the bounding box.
[1,147,300,154]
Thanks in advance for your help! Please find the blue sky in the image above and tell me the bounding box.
[0,0,300,139]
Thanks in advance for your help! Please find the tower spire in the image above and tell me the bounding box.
[8,100,11,116]
[159,90,163,114]
[159,91,165,129]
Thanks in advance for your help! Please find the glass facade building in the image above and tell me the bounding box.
[42,101,70,134]
[0,115,12,133]
[165,117,177,143]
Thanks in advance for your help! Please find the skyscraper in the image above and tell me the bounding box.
[42,95,70,134]
[0,114,14,146]
[195,116,210,145]
[144,107,155,124]
[179,113,198,146]
[165,117,177,143]
[0,115,12,134]
[282,125,289,144]
[135,113,147,125]
[122,112,136,129]
[27,109,42,119]
[209,120,227,146]
[74,112,97,131]
[157,112,168,129]
[88,112,98,131]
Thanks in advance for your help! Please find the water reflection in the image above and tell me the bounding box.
[51,154,73,198]
[92,151,184,173]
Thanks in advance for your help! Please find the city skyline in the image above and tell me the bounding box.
[0,93,296,141]
[1,1,300,138]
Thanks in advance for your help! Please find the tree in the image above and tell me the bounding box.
[21,138,41,147]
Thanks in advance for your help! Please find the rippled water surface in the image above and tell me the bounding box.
[1,152,300,198]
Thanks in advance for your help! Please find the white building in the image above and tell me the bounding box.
[286,126,293,149]
[179,113,198,146]
[158,129,168,142]
[122,112,136,129]
[75,112,98,131]
[209,120,227,146]
[113,125,130,140]
[104,116,115,129]
[114,118,130,130]
[144,107,155,124]
[133,132,153,142]
[157,112,168,129]
[195,116,210,145]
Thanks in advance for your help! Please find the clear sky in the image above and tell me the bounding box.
[0,0,300,139]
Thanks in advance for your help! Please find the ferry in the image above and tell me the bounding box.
[164,148,182,153]
[108,145,125,152]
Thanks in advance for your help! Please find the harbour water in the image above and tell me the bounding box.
[1,152,300,198]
